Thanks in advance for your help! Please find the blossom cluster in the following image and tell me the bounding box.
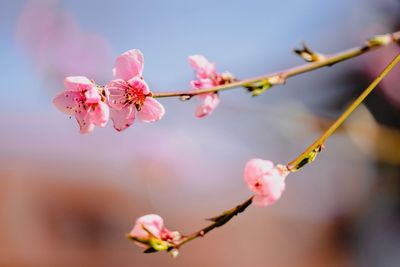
[53,49,229,134]
[53,50,290,255]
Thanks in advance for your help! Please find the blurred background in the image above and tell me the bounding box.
[0,0,399,266]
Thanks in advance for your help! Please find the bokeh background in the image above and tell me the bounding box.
[1,0,400,266]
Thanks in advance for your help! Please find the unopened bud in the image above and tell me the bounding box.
[294,42,325,62]
[221,71,236,83]
[268,75,286,85]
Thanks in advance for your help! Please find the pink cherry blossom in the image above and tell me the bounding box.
[244,158,288,207]
[364,45,400,108]
[53,76,109,134]
[189,55,233,118]
[194,92,220,118]
[189,55,217,79]
[107,49,165,131]
[129,214,179,249]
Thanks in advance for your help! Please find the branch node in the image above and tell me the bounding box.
[367,33,392,47]
[294,42,326,62]
[179,95,192,101]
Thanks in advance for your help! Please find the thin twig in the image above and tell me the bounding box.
[152,31,400,99]
[173,196,254,249]
[287,53,400,171]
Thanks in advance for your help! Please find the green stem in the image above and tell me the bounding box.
[287,53,400,171]
[152,31,400,99]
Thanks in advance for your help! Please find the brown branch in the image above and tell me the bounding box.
[172,196,254,250]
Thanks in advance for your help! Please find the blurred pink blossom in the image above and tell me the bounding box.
[364,45,400,108]
[244,159,287,207]
[106,49,165,131]
[15,0,112,84]
[188,55,224,118]
[53,76,109,134]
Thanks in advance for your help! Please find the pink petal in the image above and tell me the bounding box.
[258,168,285,198]
[110,105,136,131]
[252,173,285,207]
[244,159,286,206]
[106,79,129,110]
[129,214,164,241]
[53,90,80,115]
[75,109,95,134]
[191,78,214,89]
[244,159,274,188]
[252,194,276,207]
[188,55,216,79]
[127,76,150,95]
[64,76,93,91]
[138,97,165,123]
[88,101,109,127]
[113,49,144,80]
[84,87,101,103]
[195,93,219,118]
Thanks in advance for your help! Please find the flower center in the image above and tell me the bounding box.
[211,72,235,86]
[127,84,146,111]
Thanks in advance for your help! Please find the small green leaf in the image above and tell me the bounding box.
[244,79,272,97]
[291,145,322,171]
[251,84,272,96]
[149,237,170,251]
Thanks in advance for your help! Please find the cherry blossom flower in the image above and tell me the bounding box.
[189,55,233,118]
[129,214,180,251]
[106,49,165,131]
[244,158,288,207]
[53,76,109,134]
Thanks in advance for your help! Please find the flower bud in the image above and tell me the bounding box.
[244,159,288,207]
[128,214,181,253]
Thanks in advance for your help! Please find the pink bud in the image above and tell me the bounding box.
[130,214,164,242]
[129,214,178,250]
[244,159,288,207]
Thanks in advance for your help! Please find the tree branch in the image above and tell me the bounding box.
[162,53,400,254]
[151,31,400,99]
